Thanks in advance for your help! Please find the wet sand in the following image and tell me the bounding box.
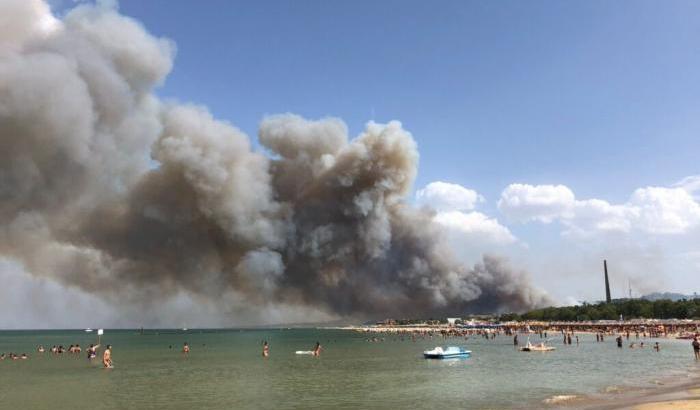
[632,401,700,410]
[561,372,700,410]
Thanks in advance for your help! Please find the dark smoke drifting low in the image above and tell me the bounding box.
[0,0,550,323]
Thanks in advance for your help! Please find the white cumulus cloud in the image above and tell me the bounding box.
[674,175,700,199]
[416,181,515,246]
[565,199,638,235]
[434,211,516,245]
[629,186,700,234]
[497,184,575,223]
[498,178,700,237]
[416,181,484,212]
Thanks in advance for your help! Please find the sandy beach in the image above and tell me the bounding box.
[633,401,700,410]
[560,372,700,410]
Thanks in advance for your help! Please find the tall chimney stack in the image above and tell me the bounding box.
[604,259,611,303]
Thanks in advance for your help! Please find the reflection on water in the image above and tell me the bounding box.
[0,329,696,409]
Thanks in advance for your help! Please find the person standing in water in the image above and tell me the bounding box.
[313,342,322,357]
[182,342,190,354]
[513,334,518,347]
[102,345,112,368]
[616,335,623,348]
[87,344,100,360]
[692,337,700,360]
[262,341,270,358]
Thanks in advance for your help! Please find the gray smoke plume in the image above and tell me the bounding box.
[0,0,550,323]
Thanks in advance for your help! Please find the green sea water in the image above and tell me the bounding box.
[0,329,697,409]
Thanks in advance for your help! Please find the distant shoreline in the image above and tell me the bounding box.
[1,318,698,332]
[337,319,700,335]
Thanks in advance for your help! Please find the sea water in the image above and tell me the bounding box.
[0,329,697,409]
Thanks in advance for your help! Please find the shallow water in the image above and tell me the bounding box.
[0,329,697,409]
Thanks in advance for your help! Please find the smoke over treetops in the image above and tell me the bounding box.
[0,0,550,323]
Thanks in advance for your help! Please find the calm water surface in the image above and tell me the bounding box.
[0,329,697,409]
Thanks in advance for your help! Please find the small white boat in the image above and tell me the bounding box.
[423,346,471,359]
[84,328,93,333]
[519,341,556,352]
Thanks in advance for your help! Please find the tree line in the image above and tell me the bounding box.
[500,298,700,322]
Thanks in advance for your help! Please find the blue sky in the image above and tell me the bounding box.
[73,0,700,202]
[49,0,700,303]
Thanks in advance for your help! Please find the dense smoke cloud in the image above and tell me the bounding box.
[0,0,550,324]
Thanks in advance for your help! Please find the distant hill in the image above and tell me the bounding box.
[641,292,698,301]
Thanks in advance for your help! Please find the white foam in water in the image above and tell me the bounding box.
[604,385,623,394]
[543,395,579,405]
